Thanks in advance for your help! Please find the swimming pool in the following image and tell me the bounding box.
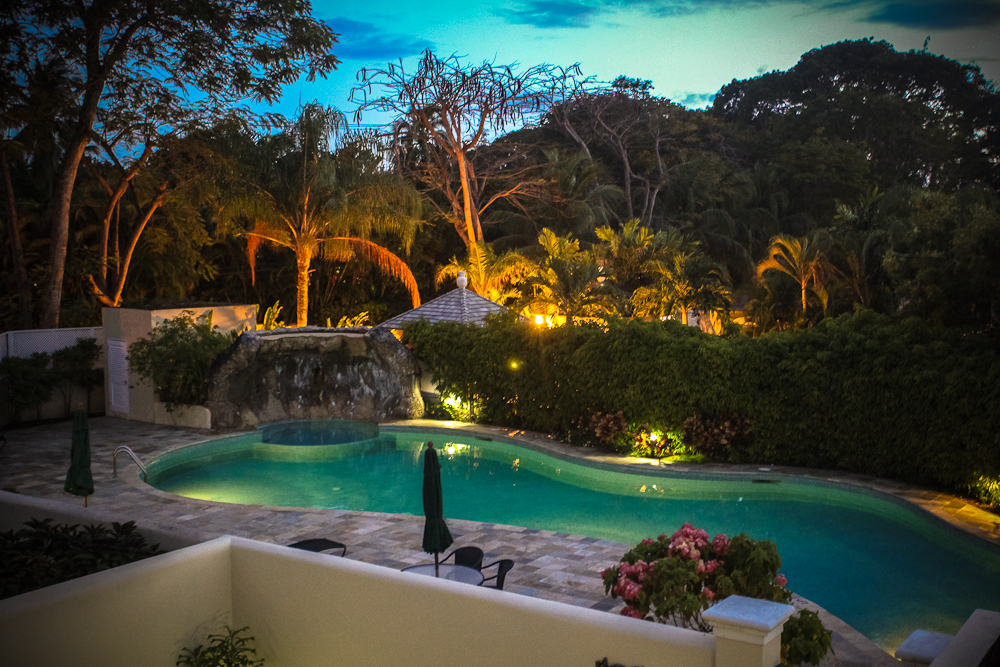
[147,421,1000,652]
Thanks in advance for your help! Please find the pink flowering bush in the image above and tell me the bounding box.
[601,523,832,666]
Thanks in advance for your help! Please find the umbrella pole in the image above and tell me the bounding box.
[83,496,88,508]
[434,552,440,577]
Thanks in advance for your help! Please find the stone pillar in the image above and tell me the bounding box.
[703,595,795,667]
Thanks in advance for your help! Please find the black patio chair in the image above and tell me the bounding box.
[480,559,514,590]
[439,546,484,570]
[287,538,347,557]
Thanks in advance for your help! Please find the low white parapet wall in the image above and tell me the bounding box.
[0,536,717,667]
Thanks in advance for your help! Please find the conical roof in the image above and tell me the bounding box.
[376,286,506,329]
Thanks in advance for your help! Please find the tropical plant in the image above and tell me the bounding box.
[177,626,264,667]
[601,524,832,666]
[231,104,422,327]
[50,337,103,414]
[755,233,837,315]
[0,519,163,600]
[436,241,535,305]
[632,248,732,327]
[127,311,231,407]
[0,352,55,423]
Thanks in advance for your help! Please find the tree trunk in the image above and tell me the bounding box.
[1,149,33,329]
[296,251,312,327]
[455,153,479,246]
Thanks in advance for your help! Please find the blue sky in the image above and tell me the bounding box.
[274,0,1000,123]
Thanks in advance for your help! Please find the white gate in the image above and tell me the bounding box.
[107,339,130,414]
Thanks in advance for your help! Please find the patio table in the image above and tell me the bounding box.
[401,563,485,585]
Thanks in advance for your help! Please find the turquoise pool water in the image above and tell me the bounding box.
[148,423,1000,652]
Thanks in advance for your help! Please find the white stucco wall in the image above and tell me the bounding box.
[0,536,716,667]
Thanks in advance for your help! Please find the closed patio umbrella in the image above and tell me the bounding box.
[421,441,453,577]
[64,406,94,506]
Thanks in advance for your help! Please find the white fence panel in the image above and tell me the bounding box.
[0,327,105,358]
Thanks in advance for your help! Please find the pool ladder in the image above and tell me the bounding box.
[113,446,147,482]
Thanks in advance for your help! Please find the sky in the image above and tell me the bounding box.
[274,0,1000,124]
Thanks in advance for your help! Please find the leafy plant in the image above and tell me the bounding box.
[0,519,164,599]
[0,352,56,423]
[682,413,752,461]
[50,338,104,414]
[259,301,286,330]
[782,610,834,667]
[128,311,232,408]
[177,626,264,667]
[601,524,832,666]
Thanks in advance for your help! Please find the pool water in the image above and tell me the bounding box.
[149,424,1000,652]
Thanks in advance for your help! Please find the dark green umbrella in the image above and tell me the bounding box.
[64,407,94,506]
[421,441,453,577]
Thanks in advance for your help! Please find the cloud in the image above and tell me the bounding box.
[675,92,717,108]
[863,1,1000,29]
[503,0,602,27]
[502,0,1000,30]
[326,18,435,61]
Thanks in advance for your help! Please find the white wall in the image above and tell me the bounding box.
[232,540,715,667]
[0,537,716,667]
[0,539,233,667]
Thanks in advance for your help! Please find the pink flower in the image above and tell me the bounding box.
[641,538,655,546]
[621,606,645,619]
[600,567,613,579]
[711,534,730,556]
[620,579,642,601]
[774,574,787,587]
[703,587,715,599]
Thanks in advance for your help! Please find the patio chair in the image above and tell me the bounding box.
[480,559,514,590]
[287,538,347,557]
[439,546,484,570]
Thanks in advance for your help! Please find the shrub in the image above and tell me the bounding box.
[0,519,164,599]
[682,413,752,461]
[177,626,264,667]
[128,311,232,407]
[0,352,55,422]
[601,524,832,666]
[50,337,104,414]
[403,312,1000,506]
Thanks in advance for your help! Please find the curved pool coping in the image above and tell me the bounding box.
[379,419,1000,549]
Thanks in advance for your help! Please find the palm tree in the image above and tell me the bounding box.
[520,229,617,324]
[755,233,837,315]
[232,104,422,327]
[632,249,732,326]
[435,241,535,305]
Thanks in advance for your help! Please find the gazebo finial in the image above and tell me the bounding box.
[457,271,468,290]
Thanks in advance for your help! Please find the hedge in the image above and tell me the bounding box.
[403,311,1000,508]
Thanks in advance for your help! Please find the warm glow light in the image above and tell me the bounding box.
[509,360,519,370]
[447,445,455,454]
[649,432,658,441]
[535,315,544,325]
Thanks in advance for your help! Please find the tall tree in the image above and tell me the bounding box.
[756,233,837,315]
[2,0,339,327]
[353,51,576,248]
[632,246,732,327]
[233,105,422,328]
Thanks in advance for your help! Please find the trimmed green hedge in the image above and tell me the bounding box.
[404,311,1000,508]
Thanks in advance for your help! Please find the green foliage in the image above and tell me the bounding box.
[259,301,286,330]
[128,311,232,407]
[603,526,830,664]
[782,610,834,667]
[0,352,55,422]
[177,626,264,667]
[0,519,164,600]
[682,413,752,461]
[404,311,1000,505]
[50,337,103,413]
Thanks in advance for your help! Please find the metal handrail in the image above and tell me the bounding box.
[113,446,147,481]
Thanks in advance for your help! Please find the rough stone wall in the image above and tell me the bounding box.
[206,327,424,429]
